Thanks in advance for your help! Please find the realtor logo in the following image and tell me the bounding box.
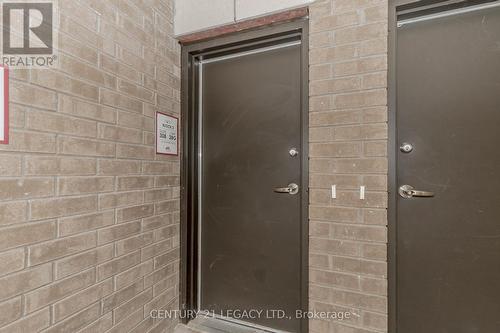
[3,2,53,54]
[1,0,58,68]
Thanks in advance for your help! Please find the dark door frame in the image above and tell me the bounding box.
[388,1,497,332]
[388,2,411,331]
[180,19,310,332]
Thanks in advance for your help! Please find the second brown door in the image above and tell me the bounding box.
[396,4,500,332]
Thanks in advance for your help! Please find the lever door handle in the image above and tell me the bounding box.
[274,183,299,195]
[399,185,434,198]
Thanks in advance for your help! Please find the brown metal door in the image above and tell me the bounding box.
[199,42,304,332]
[396,5,500,333]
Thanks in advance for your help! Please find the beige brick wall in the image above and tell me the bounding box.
[0,1,180,332]
[1,0,390,332]
[308,1,388,332]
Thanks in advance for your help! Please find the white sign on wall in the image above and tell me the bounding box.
[156,112,178,156]
[0,66,9,144]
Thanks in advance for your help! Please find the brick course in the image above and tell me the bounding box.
[0,1,180,333]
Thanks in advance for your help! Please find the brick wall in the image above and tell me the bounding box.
[0,1,181,332]
[308,1,389,332]
[0,0,390,332]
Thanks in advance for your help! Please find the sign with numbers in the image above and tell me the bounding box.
[0,66,8,144]
[156,112,178,156]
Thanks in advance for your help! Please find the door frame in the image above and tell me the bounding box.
[180,19,310,332]
[388,1,429,331]
[388,2,412,331]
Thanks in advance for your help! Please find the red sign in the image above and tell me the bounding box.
[0,66,9,144]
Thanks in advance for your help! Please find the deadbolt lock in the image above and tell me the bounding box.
[289,148,299,157]
[400,143,413,153]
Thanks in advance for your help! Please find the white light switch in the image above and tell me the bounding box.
[360,186,366,200]
[331,185,336,199]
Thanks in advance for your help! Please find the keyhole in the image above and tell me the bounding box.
[400,143,413,153]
